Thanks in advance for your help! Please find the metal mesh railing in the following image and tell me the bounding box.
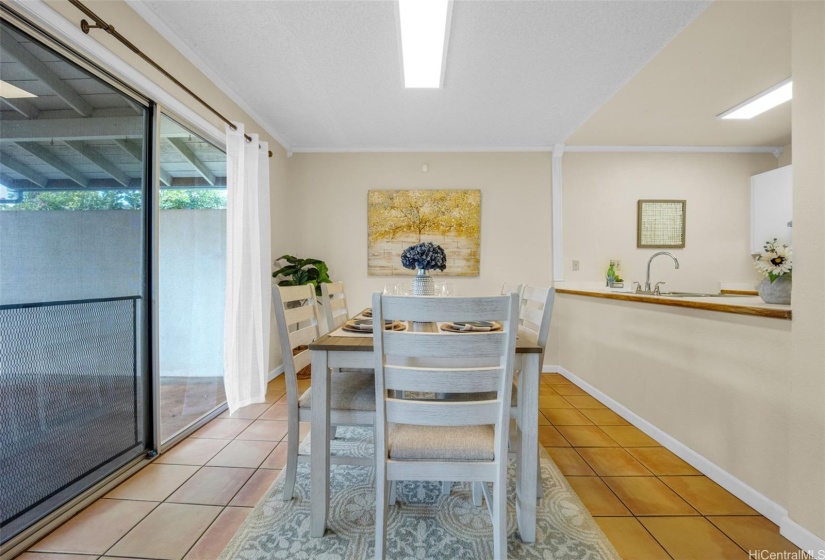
[0,297,143,531]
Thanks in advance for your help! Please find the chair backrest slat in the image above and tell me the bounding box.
[383,330,508,359]
[289,323,317,350]
[293,348,311,372]
[520,305,544,329]
[385,366,503,393]
[386,399,501,426]
[284,303,316,326]
[380,296,512,324]
[321,281,349,332]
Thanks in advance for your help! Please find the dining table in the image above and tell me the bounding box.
[307,312,543,542]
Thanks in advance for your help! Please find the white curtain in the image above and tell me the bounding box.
[224,122,271,413]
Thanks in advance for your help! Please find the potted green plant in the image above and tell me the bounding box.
[272,254,331,297]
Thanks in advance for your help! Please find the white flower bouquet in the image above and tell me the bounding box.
[754,239,792,282]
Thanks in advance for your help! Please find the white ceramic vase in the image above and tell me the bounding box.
[758,275,792,304]
[412,269,435,296]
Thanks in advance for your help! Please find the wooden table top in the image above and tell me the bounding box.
[309,319,541,353]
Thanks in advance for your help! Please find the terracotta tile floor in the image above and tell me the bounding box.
[538,373,805,560]
[25,374,806,559]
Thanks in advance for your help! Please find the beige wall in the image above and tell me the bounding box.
[788,0,825,542]
[286,152,554,312]
[38,0,292,372]
[561,152,778,294]
[554,294,792,506]
[778,143,793,167]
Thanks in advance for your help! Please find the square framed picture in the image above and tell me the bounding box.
[637,199,686,248]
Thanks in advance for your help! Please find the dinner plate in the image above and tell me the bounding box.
[440,321,502,333]
[452,321,494,328]
[342,319,405,333]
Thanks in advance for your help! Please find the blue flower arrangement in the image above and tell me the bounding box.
[400,242,447,271]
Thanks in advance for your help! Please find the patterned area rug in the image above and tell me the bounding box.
[220,427,620,560]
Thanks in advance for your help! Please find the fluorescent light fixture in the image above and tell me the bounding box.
[398,0,451,88]
[718,78,792,120]
[0,80,37,99]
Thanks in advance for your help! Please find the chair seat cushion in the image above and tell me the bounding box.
[388,424,494,461]
[298,370,375,411]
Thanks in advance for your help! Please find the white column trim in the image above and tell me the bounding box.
[552,144,564,282]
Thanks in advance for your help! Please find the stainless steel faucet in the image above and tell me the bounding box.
[645,251,680,292]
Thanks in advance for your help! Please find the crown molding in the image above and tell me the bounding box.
[290,146,555,154]
[565,145,783,154]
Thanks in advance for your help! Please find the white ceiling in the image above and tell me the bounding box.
[130,0,711,152]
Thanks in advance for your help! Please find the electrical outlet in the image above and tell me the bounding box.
[572,260,580,272]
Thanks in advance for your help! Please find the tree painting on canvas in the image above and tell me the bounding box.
[368,189,481,276]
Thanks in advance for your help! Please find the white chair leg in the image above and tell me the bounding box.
[441,481,451,496]
[492,477,507,560]
[282,414,300,501]
[472,481,483,506]
[375,478,389,560]
[388,480,397,505]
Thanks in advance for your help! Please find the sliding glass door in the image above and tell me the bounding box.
[0,19,151,541]
[156,114,228,442]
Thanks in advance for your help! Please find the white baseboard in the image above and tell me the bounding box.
[781,518,825,558]
[544,364,825,555]
[268,365,284,382]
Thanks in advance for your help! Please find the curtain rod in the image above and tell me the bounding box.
[66,0,273,158]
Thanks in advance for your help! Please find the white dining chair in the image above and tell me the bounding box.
[372,293,519,560]
[445,284,555,501]
[511,286,555,494]
[272,284,375,501]
[320,280,349,334]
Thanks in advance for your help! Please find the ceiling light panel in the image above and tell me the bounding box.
[0,80,37,99]
[398,0,452,88]
[718,78,792,120]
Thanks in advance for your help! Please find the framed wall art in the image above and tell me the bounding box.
[637,199,686,248]
[368,189,481,276]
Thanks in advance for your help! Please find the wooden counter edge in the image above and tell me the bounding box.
[556,289,792,320]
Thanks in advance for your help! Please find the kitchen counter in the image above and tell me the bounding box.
[555,284,791,320]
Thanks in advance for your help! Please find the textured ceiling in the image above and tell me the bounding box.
[131,0,710,152]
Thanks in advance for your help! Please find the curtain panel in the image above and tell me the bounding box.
[224,123,271,412]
